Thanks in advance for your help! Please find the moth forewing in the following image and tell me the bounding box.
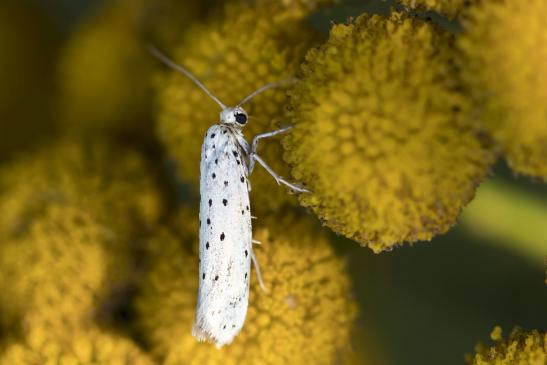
[194,125,252,347]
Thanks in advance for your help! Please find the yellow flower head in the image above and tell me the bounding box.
[283,12,494,252]
[155,1,318,212]
[0,327,154,365]
[56,0,205,136]
[0,206,108,333]
[0,140,162,242]
[57,0,152,134]
[135,208,357,365]
[0,140,163,330]
[399,0,468,18]
[466,327,546,365]
[458,0,547,180]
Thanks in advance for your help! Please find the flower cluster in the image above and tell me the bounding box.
[466,327,546,365]
[0,1,544,363]
[283,12,494,252]
[458,0,547,180]
[135,208,357,365]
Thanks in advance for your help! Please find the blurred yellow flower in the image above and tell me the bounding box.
[283,12,494,252]
[0,326,154,365]
[0,206,108,333]
[0,140,162,241]
[57,0,153,134]
[458,0,547,180]
[0,140,163,331]
[465,327,546,365]
[135,208,357,365]
[400,0,468,18]
[155,0,318,212]
[56,0,206,137]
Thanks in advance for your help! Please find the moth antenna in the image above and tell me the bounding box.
[236,78,297,107]
[148,45,226,109]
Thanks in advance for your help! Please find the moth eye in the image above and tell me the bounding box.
[235,113,247,125]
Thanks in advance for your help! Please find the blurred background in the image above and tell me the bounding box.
[0,0,545,364]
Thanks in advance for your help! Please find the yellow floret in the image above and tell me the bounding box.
[458,0,547,180]
[155,1,318,212]
[399,0,469,18]
[466,327,546,365]
[0,327,154,365]
[135,208,357,365]
[283,12,494,252]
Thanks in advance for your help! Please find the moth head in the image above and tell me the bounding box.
[220,107,248,127]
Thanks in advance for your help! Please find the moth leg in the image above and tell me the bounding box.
[251,249,267,292]
[248,126,292,173]
[251,153,310,193]
[252,239,262,244]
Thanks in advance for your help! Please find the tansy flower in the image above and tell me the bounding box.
[283,11,494,252]
[399,0,469,18]
[0,206,108,333]
[0,140,162,242]
[0,140,163,330]
[135,208,357,365]
[465,326,546,365]
[458,0,547,180]
[56,0,206,137]
[155,0,318,213]
[0,326,154,365]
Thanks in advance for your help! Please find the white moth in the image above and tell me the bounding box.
[150,47,308,348]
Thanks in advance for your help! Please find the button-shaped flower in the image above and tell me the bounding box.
[135,208,357,365]
[283,12,494,252]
